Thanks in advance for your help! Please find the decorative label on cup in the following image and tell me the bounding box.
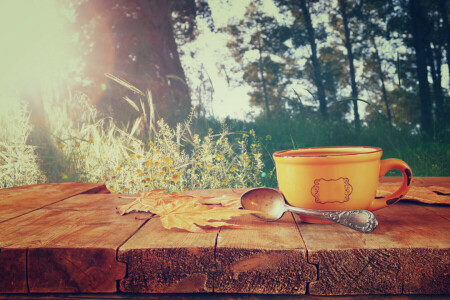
[311,177,353,204]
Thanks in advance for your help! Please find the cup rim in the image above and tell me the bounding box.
[273,146,382,158]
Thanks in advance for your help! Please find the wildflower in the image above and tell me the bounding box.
[196,180,200,185]
[162,166,168,172]
[129,154,135,159]
[136,154,143,159]
[242,133,249,138]
[61,172,68,179]
[265,135,272,141]
[171,172,181,183]
[155,149,161,154]
[230,165,238,172]
[148,141,154,146]
[74,142,80,147]
[102,175,109,181]
[80,155,86,160]
[144,160,152,167]
[164,156,173,164]
[154,161,160,167]
[221,180,228,186]
[205,163,213,170]
[136,169,143,174]
[88,138,94,144]
[249,129,255,136]
[122,188,130,193]
[57,142,65,149]
[216,155,225,161]
[254,153,262,160]
[169,166,175,172]
[182,186,187,191]
[145,177,151,182]
[116,167,122,172]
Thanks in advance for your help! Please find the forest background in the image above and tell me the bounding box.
[0,0,448,192]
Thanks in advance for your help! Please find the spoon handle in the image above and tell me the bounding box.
[286,206,378,233]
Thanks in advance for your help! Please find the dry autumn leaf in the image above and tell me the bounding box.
[377,183,450,205]
[117,189,254,232]
[195,194,242,209]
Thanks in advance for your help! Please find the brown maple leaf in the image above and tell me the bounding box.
[117,189,254,232]
[377,183,449,205]
[195,194,242,209]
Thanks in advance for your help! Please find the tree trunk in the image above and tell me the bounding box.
[427,42,444,129]
[438,0,450,87]
[299,0,328,120]
[371,36,392,124]
[409,0,434,136]
[257,34,271,119]
[87,0,192,126]
[338,0,360,130]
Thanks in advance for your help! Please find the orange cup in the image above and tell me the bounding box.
[273,146,412,223]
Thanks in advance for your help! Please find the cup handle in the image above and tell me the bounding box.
[368,158,412,211]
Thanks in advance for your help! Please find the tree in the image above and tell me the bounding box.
[225,1,295,119]
[409,0,434,136]
[360,0,393,125]
[337,0,361,130]
[76,0,211,126]
[275,0,328,120]
[438,0,450,86]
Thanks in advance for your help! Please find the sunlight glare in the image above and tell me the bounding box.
[0,0,76,109]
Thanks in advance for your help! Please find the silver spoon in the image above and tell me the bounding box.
[241,188,378,233]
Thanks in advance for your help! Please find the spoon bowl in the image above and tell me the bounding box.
[241,188,378,233]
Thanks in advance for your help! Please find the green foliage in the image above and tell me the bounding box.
[225,0,296,117]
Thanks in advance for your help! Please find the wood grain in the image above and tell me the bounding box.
[0,193,149,293]
[0,182,109,222]
[214,213,316,294]
[297,202,450,295]
[118,217,218,293]
[0,248,27,293]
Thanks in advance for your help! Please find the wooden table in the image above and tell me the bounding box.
[0,178,449,296]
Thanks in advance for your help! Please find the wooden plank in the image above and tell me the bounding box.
[117,188,250,294]
[0,182,109,222]
[0,193,149,293]
[0,248,27,293]
[297,202,450,295]
[214,213,316,294]
[118,218,218,293]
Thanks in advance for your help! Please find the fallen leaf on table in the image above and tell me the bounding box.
[377,184,450,205]
[195,194,242,209]
[117,189,254,232]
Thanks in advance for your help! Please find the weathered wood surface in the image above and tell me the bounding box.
[0,182,109,222]
[117,188,250,293]
[0,178,449,295]
[298,202,450,295]
[0,193,149,293]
